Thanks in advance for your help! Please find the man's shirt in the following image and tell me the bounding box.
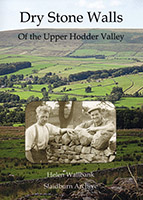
[25,123,60,151]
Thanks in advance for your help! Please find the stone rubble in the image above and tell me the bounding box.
[15,177,143,200]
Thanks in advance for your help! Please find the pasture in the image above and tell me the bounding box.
[0,53,143,78]
[0,29,143,108]
[70,43,143,59]
[0,72,143,107]
[0,127,143,183]
[115,97,143,108]
[53,73,143,97]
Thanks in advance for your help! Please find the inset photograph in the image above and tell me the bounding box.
[25,101,116,163]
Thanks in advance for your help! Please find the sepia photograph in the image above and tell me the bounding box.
[25,101,116,163]
[1,0,143,198]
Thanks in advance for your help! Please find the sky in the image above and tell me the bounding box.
[0,0,143,31]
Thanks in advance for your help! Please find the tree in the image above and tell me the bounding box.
[41,87,46,93]
[42,90,49,101]
[85,86,92,93]
[27,80,32,84]
[27,96,36,103]
[58,101,75,128]
[133,91,139,97]
[132,69,138,74]
[63,87,66,92]
[7,82,13,88]
[111,87,123,95]
[107,86,124,102]
[69,97,77,101]
[33,76,39,84]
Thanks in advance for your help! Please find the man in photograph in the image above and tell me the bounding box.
[75,107,115,150]
[25,105,71,163]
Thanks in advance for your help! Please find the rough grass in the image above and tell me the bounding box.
[0,129,143,183]
[77,43,143,57]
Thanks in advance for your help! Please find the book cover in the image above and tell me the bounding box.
[0,0,143,199]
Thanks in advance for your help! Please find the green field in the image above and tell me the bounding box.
[70,43,143,59]
[115,97,143,108]
[0,53,143,78]
[70,49,117,57]
[0,128,143,183]
[0,72,143,107]
[0,87,43,99]
[11,90,43,99]
[53,73,143,99]
[0,29,143,107]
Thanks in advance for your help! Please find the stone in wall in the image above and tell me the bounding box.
[46,128,116,164]
[75,145,82,154]
[62,133,71,145]
[77,129,92,146]
[91,130,113,150]
[81,146,91,154]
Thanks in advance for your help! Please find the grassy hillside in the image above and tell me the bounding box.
[0,75,142,107]
[0,29,85,57]
[116,97,143,108]
[0,54,143,78]
[1,29,143,58]
[53,73,143,94]
[0,29,143,108]
[70,43,143,59]
[0,127,143,183]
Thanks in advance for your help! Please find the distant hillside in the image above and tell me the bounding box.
[0,29,143,57]
[87,29,143,44]
[0,29,86,57]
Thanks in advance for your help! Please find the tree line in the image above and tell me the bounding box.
[31,73,68,88]
[0,74,24,87]
[117,108,143,129]
[0,62,31,75]
[0,106,25,126]
[68,55,105,59]
[0,73,68,89]
[0,104,143,129]
[68,65,143,82]
[0,91,20,103]
[1,63,143,90]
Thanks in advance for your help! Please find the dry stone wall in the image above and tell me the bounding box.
[0,164,143,191]
[47,129,116,163]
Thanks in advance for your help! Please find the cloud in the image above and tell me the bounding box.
[77,0,105,9]
[88,1,105,9]
[77,0,123,9]
[78,0,86,7]
[110,0,123,6]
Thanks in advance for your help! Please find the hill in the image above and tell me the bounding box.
[0,29,143,108]
[0,29,85,57]
[0,29,143,57]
